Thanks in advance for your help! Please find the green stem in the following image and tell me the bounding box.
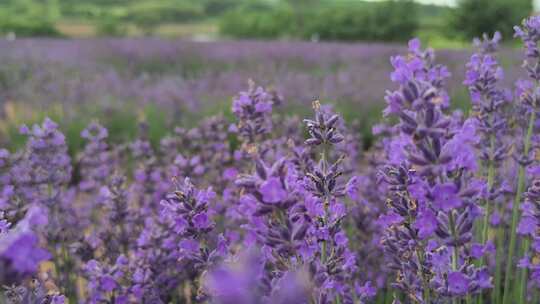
[493,225,505,304]
[502,110,536,304]
[385,289,393,304]
[481,134,496,253]
[518,238,530,304]
[416,248,430,303]
[321,238,327,263]
[533,288,539,304]
[449,212,459,304]
[478,134,496,304]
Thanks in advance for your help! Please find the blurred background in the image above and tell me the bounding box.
[0,0,535,152]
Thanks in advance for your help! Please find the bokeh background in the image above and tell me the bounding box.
[0,0,535,152]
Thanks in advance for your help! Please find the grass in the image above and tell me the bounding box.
[55,19,96,37]
[54,19,217,39]
[154,22,217,39]
[418,30,470,50]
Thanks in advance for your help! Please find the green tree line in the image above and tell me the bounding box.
[0,0,534,42]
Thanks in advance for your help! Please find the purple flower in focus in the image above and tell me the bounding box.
[260,177,287,204]
[448,271,469,295]
[433,183,462,211]
[415,209,437,239]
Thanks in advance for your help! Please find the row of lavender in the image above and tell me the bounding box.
[0,38,524,119]
[2,16,540,304]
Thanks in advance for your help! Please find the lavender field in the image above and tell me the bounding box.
[4,15,540,304]
[0,38,525,151]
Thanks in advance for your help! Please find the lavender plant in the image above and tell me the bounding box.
[6,16,540,304]
[464,32,512,303]
[508,15,540,304]
[78,122,114,193]
[379,38,490,303]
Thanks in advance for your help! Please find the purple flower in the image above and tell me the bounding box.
[100,275,117,292]
[490,211,502,226]
[223,168,239,180]
[2,232,50,277]
[204,253,263,304]
[12,118,72,205]
[84,255,131,303]
[232,80,276,143]
[414,209,437,239]
[470,243,486,259]
[517,215,536,236]
[516,179,540,286]
[448,272,470,295]
[356,281,377,300]
[303,101,344,146]
[518,254,532,270]
[179,238,200,255]
[269,270,312,304]
[161,177,216,237]
[433,183,462,211]
[380,38,490,301]
[193,212,212,229]
[260,177,287,204]
[79,122,114,192]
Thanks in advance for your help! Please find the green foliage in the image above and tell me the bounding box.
[301,1,418,41]
[219,4,293,39]
[450,0,532,40]
[142,104,169,148]
[220,0,418,42]
[125,1,205,35]
[0,0,62,37]
[201,0,244,17]
[0,18,60,37]
[96,17,127,37]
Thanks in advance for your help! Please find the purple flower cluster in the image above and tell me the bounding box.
[518,179,540,285]
[232,79,277,144]
[379,38,491,302]
[11,118,72,207]
[79,122,114,192]
[0,206,49,285]
[5,16,540,304]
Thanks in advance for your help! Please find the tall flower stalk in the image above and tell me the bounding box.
[11,118,75,296]
[465,31,508,249]
[464,32,511,303]
[302,101,361,302]
[304,101,345,262]
[517,179,540,301]
[503,16,540,304]
[380,39,490,303]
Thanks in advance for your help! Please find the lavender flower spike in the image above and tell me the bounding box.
[465,31,511,302]
[504,15,540,304]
